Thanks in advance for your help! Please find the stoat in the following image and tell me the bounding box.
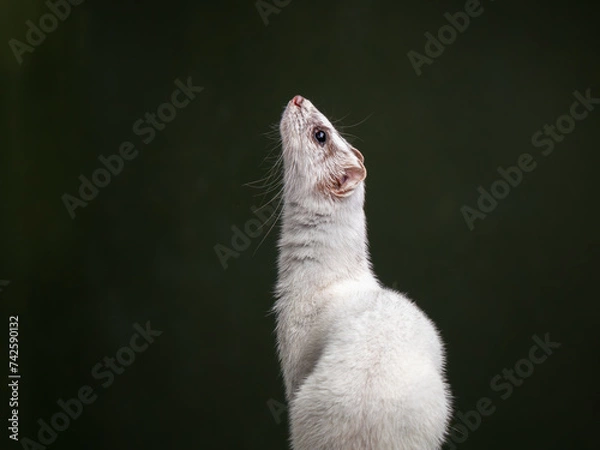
[273,95,451,450]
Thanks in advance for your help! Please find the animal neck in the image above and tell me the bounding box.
[275,186,375,299]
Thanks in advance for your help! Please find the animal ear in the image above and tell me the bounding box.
[332,159,366,198]
[351,147,364,163]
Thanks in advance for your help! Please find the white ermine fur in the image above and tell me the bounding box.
[273,95,451,450]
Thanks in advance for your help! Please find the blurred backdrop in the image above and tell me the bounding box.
[1,1,599,449]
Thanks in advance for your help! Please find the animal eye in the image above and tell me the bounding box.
[314,130,327,145]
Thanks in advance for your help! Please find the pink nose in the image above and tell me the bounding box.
[292,95,304,107]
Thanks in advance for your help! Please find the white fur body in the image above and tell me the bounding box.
[274,96,450,449]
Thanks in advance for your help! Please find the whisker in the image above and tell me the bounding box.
[246,161,283,191]
[330,112,351,125]
[246,121,287,256]
[244,171,281,188]
[253,180,284,197]
[338,112,374,130]
[256,186,284,210]
[339,131,362,142]
[253,192,284,256]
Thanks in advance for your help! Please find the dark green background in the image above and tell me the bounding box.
[1,0,598,449]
